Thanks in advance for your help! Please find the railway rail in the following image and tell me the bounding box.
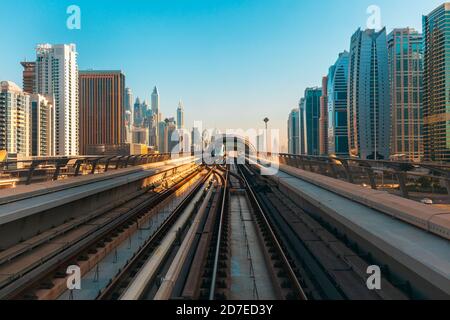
[0,163,202,299]
[98,169,214,300]
[241,163,409,300]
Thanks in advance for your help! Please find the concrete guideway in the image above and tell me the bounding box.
[267,164,450,299]
[0,156,197,250]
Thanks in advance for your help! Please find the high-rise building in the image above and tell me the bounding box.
[78,70,126,155]
[177,100,184,129]
[298,98,306,154]
[125,88,133,129]
[131,126,149,145]
[287,108,300,154]
[35,44,79,156]
[303,87,322,156]
[0,81,31,158]
[20,61,35,94]
[388,28,423,162]
[348,28,390,160]
[319,76,328,155]
[133,98,144,127]
[152,86,161,151]
[165,117,178,153]
[423,3,450,162]
[327,51,350,157]
[30,94,55,157]
[158,120,167,153]
[191,127,202,154]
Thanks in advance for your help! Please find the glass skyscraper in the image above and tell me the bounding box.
[348,28,390,160]
[388,28,423,162]
[423,3,450,162]
[303,87,322,156]
[298,98,306,155]
[319,76,328,155]
[327,51,349,157]
[287,108,300,154]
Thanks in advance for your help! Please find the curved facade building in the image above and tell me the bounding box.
[348,28,390,160]
[327,51,349,157]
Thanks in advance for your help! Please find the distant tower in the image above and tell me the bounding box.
[152,86,161,151]
[319,76,328,155]
[177,100,184,129]
[133,97,142,127]
[125,88,133,125]
[327,51,350,157]
[20,61,36,94]
[303,87,322,156]
[287,109,300,154]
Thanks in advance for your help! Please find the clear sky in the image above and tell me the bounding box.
[0,0,445,150]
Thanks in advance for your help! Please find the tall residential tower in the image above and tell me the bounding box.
[327,51,350,157]
[388,28,423,162]
[423,3,450,161]
[35,44,79,156]
[348,28,390,160]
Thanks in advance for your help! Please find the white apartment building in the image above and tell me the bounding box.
[35,44,79,156]
[30,94,55,157]
[0,81,31,158]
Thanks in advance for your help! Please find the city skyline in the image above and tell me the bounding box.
[1,0,446,151]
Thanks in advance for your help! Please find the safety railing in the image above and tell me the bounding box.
[0,153,192,186]
[257,153,450,204]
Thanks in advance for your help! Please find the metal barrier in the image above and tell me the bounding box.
[0,153,191,186]
[257,153,450,202]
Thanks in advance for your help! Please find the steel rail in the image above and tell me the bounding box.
[97,169,213,300]
[237,164,308,300]
[0,166,201,299]
[208,167,228,300]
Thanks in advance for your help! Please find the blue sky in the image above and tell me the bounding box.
[0,0,445,149]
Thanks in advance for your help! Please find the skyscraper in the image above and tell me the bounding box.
[30,94,54,157]
[388,28,423,162]
[319,76,328,155]
[0,81,31,158]
[287,108,300,154]
[348,28,390,160]
[133,97,143,127]
[152,86,162,151]
[158,120,167,153]
[125,88,133,126]
[298,98,306,154]
[303,87,322,156]
[35,44,79,156]
[423,3,450,162]
[78,70,126,155]
[177,100,184,130]
[165,117,177,153]
[20,61,35,94]
[327,51,350,157]
[124,88,133,144]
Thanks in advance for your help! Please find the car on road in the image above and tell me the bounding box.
[420,198,433,205]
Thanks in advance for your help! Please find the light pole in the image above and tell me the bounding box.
[263,117,269,154]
